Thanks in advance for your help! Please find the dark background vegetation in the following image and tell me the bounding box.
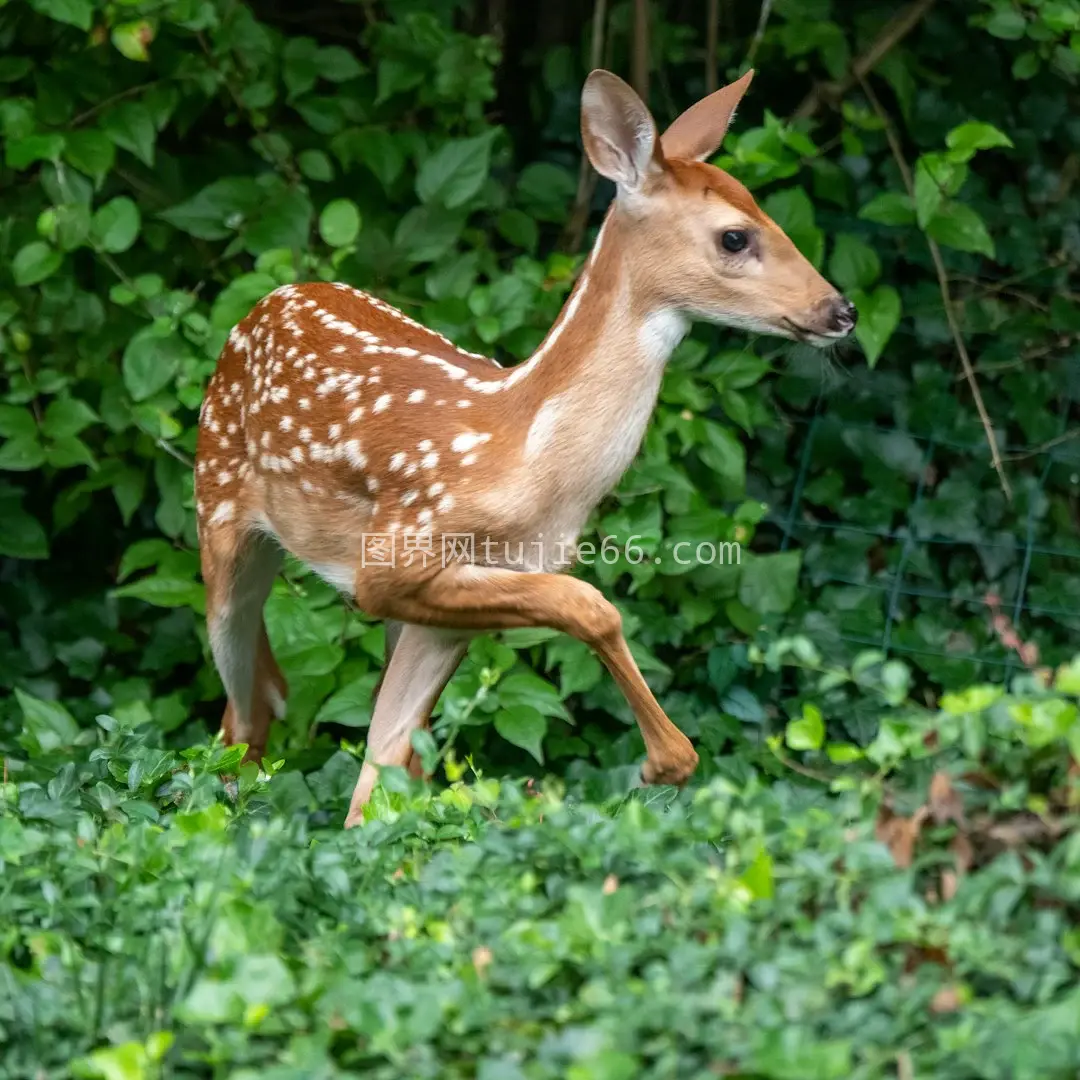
[2,0,1080,1076]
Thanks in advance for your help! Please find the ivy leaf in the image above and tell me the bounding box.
[927,202,995,259]
[416,131,497,209]
[102,102,157,166]
[15,688,80,755]
[318,199,361,247]
[828,233,881,293]
[495,705,547,764]
[858,192,915,226]
[739,551,802,615]
[850,284,902,367]
[786,704,825,751]
[27,0,92,30]
[13,241,63,286]
[92,196,141,253]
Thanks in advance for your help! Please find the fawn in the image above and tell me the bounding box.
[194,68,856,826]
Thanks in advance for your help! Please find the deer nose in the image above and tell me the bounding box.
[828,296,858,334]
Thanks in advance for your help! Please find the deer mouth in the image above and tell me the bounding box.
[780,318,844,347]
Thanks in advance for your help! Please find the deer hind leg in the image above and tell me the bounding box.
[201,526,286,765]
[344,624,468,828]
[354,565,699,796]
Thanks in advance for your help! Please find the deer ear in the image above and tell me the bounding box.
[581,69,663,194]
[660,69,754,163]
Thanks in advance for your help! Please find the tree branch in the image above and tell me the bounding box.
[793,0,937,120]
[559,0,608,254]
[860,75,1012,502]
[705,0,720,93]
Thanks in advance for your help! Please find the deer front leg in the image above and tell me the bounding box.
[355,566,699,794]
[344,623,468,828]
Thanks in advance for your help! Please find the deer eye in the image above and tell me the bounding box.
[719,229,749,254]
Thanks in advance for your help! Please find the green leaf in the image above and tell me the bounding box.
[828,233,881,293]
[0,495,48,559]
[495,704,547,764]
[5,132,64,170]
[0,406,37,440]
[122,323,188,401]
[946,121,1014,158]
[850,284,902,367]
[761,186,823,266]
[739,845,774,900]
[318,198,361,247]
[927,202,995,258]
[210,272,277,331]
[496,671,571,720]
[46,435,96,470]
[318,45,364,82]
[159,177,263,240]
[27,0,92,30]
[914,159,944,230]
[984,7,1027,39]
[314,674,380,728]
[242,187,313,255]
[858,192,915,226]
[0,437,46,471]
[112,20,154,63]
[92,196,141,253]
[43,398,97,439]
[298,149,334,181]
[102,102,157,167]
[111,575,205,610]
[394,205,465,263]
[63,129,116,185]
[739,551,801,615]
[786,703,825,751]
[416,131,497,209]
[16,688,80,754]
[13,241,62,286]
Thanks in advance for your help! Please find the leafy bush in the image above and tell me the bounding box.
[3,3,1080,1071]
[3,652,1080,1078]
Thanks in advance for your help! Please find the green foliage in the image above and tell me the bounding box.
[3,655,1080,1077]
[3,4,1080,1075]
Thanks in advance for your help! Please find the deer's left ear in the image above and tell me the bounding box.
[660,69,754,163]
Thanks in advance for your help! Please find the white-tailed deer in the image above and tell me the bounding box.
[194,68,856,827]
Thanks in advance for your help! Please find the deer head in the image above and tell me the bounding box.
[580,68,857,345]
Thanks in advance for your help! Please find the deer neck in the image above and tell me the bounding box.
[510,207,688,503]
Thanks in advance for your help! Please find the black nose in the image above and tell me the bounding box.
[829,296,858,333]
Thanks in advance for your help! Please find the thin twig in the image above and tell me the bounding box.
[705,0,720,93]
[71,81,163,127]
[1002,429,1080,463]
[745,0,774,68]
[558,0,608,254]
[793,0,937,120]
[860,76,1012,501]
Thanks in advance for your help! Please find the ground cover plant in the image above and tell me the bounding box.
[2,0,1080,1075]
